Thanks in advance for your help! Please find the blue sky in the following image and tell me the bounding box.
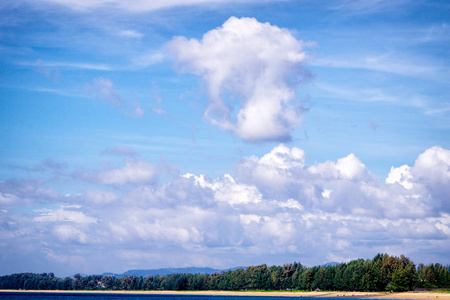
[1,0,449,277]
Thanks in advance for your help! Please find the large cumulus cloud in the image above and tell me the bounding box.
[168,17,311,142]
[0,146,449,276]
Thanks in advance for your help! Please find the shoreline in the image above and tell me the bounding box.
[0,290,448,299]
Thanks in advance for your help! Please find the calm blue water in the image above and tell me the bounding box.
[0,294,370,300]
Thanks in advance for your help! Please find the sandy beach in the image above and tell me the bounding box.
[0,290,448,299]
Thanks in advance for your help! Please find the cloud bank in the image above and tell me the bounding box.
[1,145,449,276]
[168,17,311,142]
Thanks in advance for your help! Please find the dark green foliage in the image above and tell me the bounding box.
[416,263,450,288]
[0,254,448,292]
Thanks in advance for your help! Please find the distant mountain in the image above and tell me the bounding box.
[321,262,340,267]
[103,267,244,278]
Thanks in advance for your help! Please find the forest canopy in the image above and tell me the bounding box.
[1,254,449,292]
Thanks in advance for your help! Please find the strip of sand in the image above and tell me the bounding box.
[0,290,448,299]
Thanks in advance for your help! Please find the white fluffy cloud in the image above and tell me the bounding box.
[168,17,310,142]
[74,159,161,186]
[235,144,306,192]
[413,146,450,184]
[184,173,262,206]
[1,145,449,276]
[53,225,89,244]
[386,146,450,214]
[97,159,160,185]
[309,153,372,181]
[386,164,413,189]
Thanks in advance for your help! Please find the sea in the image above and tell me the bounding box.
[0,294,376,300]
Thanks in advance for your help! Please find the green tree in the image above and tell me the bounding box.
[385,255,416,291]
[322,266,336,290]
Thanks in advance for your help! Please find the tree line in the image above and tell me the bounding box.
[0,254,449,292]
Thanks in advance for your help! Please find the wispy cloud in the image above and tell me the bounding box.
[117,30,143,39]
[311,54,439,78]
[24,87,86,98]
[404,22,450,45]
[368,120,380,131]
[131,50,165,69]
[313,82,450,119]
[329,0,410,16]
[86,77,145,118]
[21,59,113,71]
[313,82,398,103]
[423,105,450,116]
[152,107,167,115]
[411,96,450,117]
[36,0,272,12]
[101,146,137,157]
[86,77,121,106]
[33,59,60,81]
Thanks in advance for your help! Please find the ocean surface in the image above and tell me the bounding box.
[0,293,374,300]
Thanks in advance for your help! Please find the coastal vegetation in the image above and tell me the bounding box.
[1,254,449,292]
